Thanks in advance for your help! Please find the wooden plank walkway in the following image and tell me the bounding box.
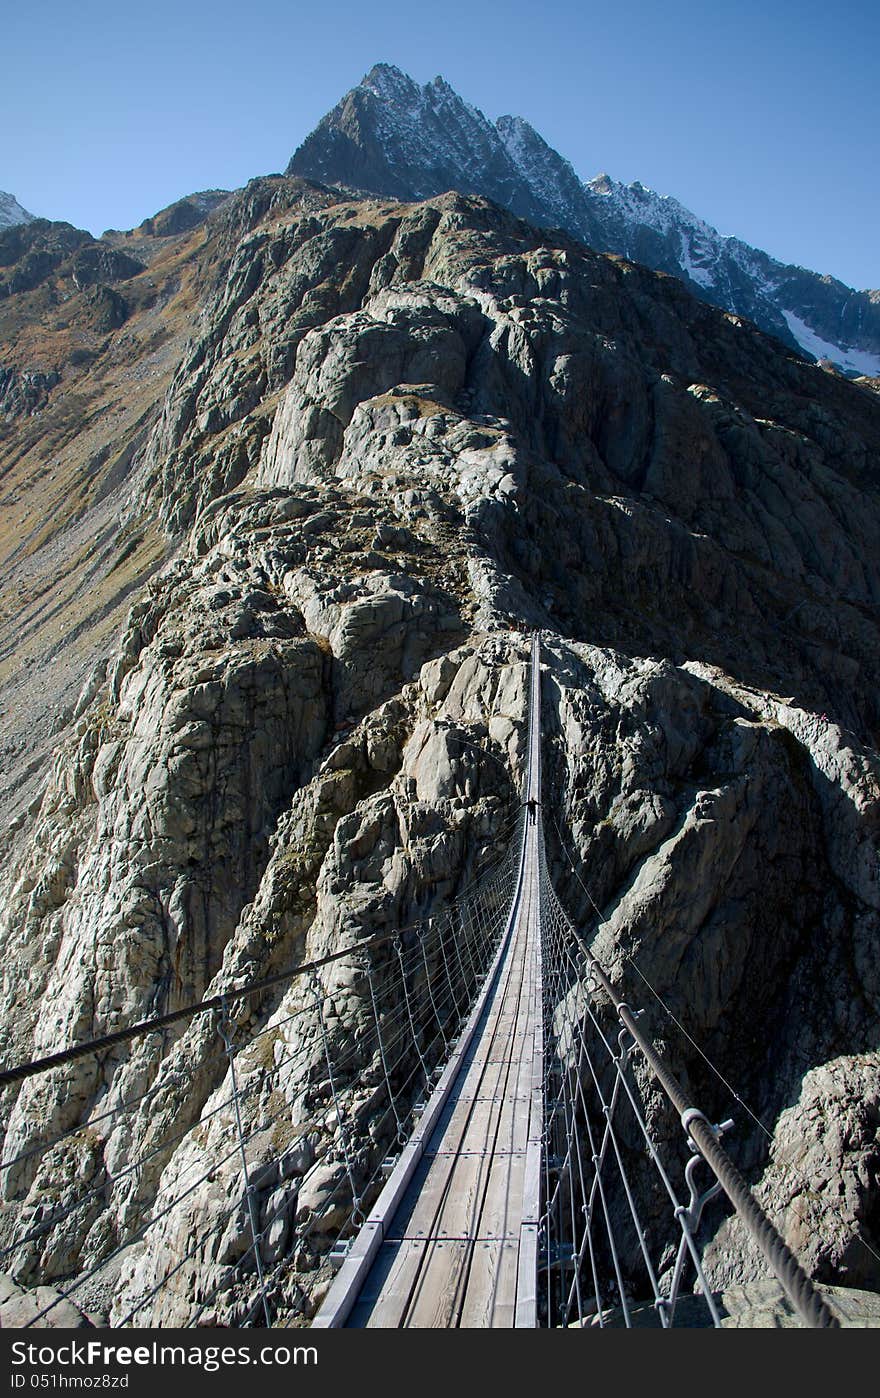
[345,829,542,1327]
[313,634,545,1328]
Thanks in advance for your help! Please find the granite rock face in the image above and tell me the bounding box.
[0,187,878,1325]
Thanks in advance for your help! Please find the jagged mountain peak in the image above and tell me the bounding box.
[0,190,36,230]
[288,64,879,376]
[359,61,422,103]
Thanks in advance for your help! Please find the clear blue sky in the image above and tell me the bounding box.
[3,0,877,289]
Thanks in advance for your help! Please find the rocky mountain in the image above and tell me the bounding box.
[289,64,880,378]
[0,192,35,231]
[128,188,232,239]
[0,163,878,1327]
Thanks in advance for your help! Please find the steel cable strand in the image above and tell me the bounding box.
[0,1066,270,1267]
[0,818,522,1095]
[551,975,623,1326]
[560,974,670,1326]
[548,945,623,1325]
[435,913,467,1028]
[448,906,476,1009]
[181,1074,444,1331]
[538,889,571,1322]
[150,1036,449,1333]
[456,902,483,997]
[0,949,424,1191]
[17,911,493,1326]
[13,830,518,1323]
[566,1011,669,1324]
[121,1050,396,1331]
[546,810,770,1133]
[466,888,498,988]
[363,954,408,1147]
[296,1004,470,1249]
[549,896,722,1318]
[120,1013,458,1330]
[456,900,482,991]
[550,968,631,1326]
[300,846,527,1263]
[545,891,666,1322]
[537,896,564,1325]
[16,1010,365,1326]
[541,838,609,1324]
[541,907,607,1324]
[294,932,490,1252]
[541,944,574,1315]
[417,929,451,1059]
[304,1040,445,1248]
[0,929,421,1092]
[393,937,431,1088]
[548,885,702,1209]
[0,974,424,1267]
[547,892,802,1322]
[471,882,505,978]
[685,1117,841,1330]
[540,871,688,1325]
[547,884,804,1328]
[0,1052,248,1181]
[187,1001,467,1330]
[24,1127,253,1327]
[117,1117,343,1329]
[549,808,880,1279]
[540,872,573,1319]
[560,1048,589,1325]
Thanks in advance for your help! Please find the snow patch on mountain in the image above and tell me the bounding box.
[679,235,713,289]
[782,309,880,377]
[0,191,36,230]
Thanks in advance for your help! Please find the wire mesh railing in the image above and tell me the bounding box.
[0,812,524,1328]
[535,830,838,1328]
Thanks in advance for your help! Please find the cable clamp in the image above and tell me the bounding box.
[680,1107,710,1145]
[681,1108,734,1149]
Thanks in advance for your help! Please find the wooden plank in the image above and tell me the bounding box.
[418,1149,498,1240]
[483,1033,530,1063]
[349,1239,435,1328]
[491,1089,533,1153]
[404,1241,472,1327]
[385,1148,461,1240]
[314,880,519,1328]
[446,1091,498,1158]
[477,1148,527,1240]
[459,1241,519,1328]
[434,1088,530,1145]
[514,1225,539,1328]
[454,1051,510,1106]
[309,1222,384,1329]
[350,1240,478,1328]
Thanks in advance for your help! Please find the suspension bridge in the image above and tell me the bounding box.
[0,634,842,1328]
